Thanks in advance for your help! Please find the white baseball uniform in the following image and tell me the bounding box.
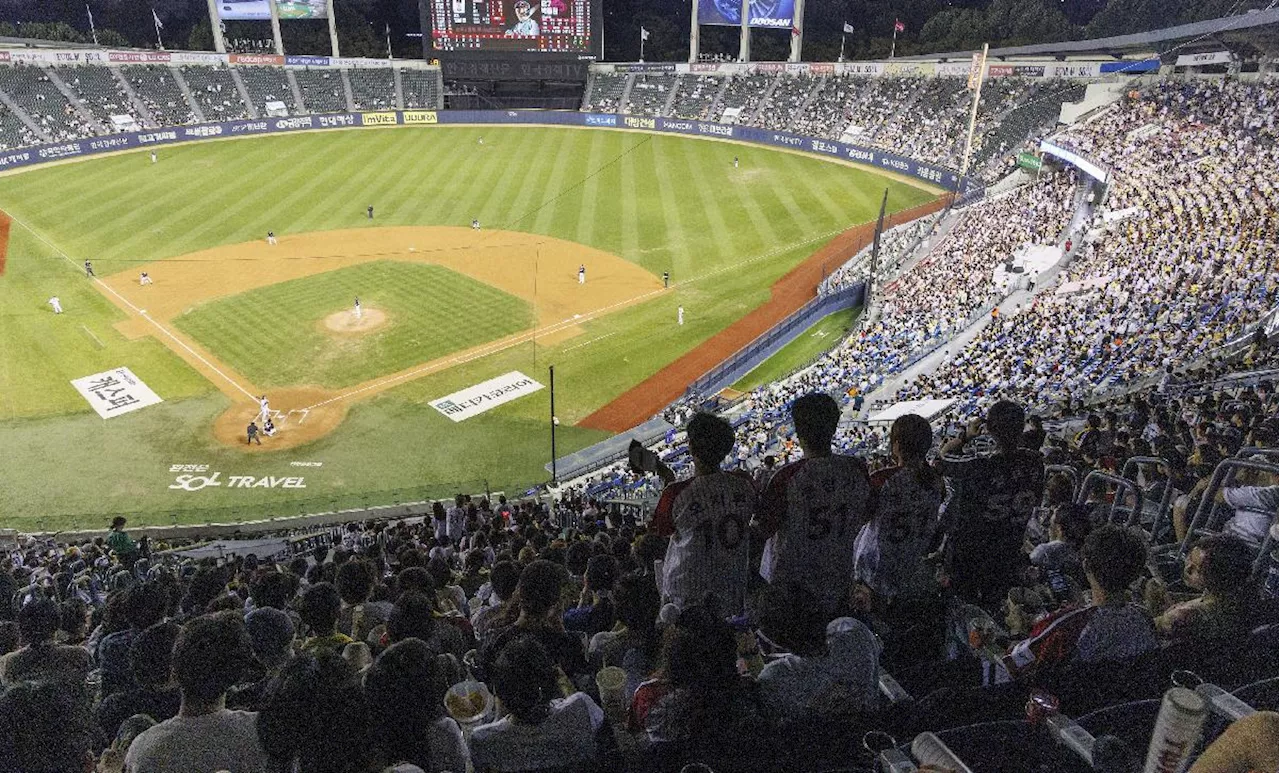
[678,306,685,326]
[354,299,362,320]
[258,397,270,423]
[48,297,63,314]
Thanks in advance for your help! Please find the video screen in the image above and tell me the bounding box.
[217,0,327,20]
[429,0,597,56]
[697,0,794,29]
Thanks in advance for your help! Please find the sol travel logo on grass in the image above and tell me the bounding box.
[166,464,307,492]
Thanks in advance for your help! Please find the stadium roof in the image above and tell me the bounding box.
[902,8,1279,61]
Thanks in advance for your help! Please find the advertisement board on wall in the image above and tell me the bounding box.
[697,0,794,28]
[277,0,328,18]
[216,0,272,21]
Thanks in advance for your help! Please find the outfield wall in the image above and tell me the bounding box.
[0,109,982,196]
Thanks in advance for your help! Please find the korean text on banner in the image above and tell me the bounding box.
[71,367,163,419]
[430,371,544,422]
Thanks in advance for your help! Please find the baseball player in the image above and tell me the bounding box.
[733,156,739,169]
[263,417,277,437]
[257,395,270,425]
[367,205,374,220]
[150,150,157,164]
[504,0,539,36]
[246,421,262,445]
[663,271,670,288]
[139,272,153,286]
[578,264,586,284]
[354,296,362,320]
[678,306,685,326]
[267,230,277,245]
[48,297,63,314]
[471,219,480,230]
[84,260,95,278]
[477,136,484,145]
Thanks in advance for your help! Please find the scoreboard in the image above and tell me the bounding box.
[427,0,600,58]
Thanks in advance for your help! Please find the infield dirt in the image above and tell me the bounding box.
[96,226,662,451]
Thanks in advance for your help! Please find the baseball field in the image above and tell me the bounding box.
[0,124,941,531]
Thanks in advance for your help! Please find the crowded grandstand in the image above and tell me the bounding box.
[0,10,1277,773]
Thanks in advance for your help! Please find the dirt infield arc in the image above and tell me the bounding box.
[580,195,951,432]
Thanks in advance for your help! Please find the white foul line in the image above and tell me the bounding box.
[8,212,257,401]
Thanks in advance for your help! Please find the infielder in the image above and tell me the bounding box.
[354,296,362,320]
[367,205,374,220]
[678,306,685,326]
[471,219,480,230]
[267,231,277,245]
[578,264,586,284]
[663,271,670,288]
[257,395,271,424]
[48,297,63,314]
[139,272,153,286]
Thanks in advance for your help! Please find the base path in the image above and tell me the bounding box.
[95,226,661,451]
[579,196,951,432]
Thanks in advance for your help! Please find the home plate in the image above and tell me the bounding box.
[574,314,581,319]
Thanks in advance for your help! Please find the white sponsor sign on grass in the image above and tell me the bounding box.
[71,367,162,419]
[430,371,544,422]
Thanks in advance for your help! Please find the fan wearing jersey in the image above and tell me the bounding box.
[939,400,1045,607]
[446,494,467,547]
[853,413,944,603]
[651,413,756,614]
[758,393,871,615]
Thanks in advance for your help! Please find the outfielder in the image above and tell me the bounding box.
[48,297,63,314]
[84,260,95,278]
[150,150,157,164]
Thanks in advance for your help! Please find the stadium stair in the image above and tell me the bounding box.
[746,73,782,124]
[228,68,260,119]
[43,66,107,135]
[110,66,157,127]
[286,69,306,114]
[170,66,206,123]
[340,69,357,113]
[660,79,680,116]
[793,75,827,129]
[617,73,636,114]
[707,75,731,120]
[0,87,50,143]
[580,73,596,110]
[392,68,404,109]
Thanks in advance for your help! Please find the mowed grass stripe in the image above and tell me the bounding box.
[495,130,567,235]
[647,137,687,278]
[679,139,739,263]
[572,130,608,248]
[172,261,534,389]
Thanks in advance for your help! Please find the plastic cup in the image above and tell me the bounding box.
[444,679,494,739]
[595,666,628,721]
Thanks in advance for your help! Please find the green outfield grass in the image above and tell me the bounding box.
[731,306,862,393]
[173,262,533,390]
[0,126,935,529]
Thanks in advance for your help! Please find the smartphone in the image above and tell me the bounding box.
[628,439,659,473]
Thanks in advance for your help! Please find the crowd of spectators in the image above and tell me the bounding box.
[0,65,101,141]
[122,66,197,128]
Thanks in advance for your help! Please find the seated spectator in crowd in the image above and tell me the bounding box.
[1145,533,1256,645]
[590,571,662,697]
[940,400,1046,607]
[99,715,157,773]
[99,581,167,698]
[652,412,757,613]
[228,607,296,711]
[364,638,469,773]
[385,591,469,670]
[755,584,881,723]
[1189,710,1280,773]
[257,650,372,773]
[0,597,92,687]
[1029,503,1093,584]
[480,560,589,681]
[469,636,604,772]
[564,554,619,637]
[428,556,469,619]
[1004,525,1156,679]
[471,560,521,643]
[298,582,354,656]
[0,678,98,773]
[760,393,872,614]
[125,612,273,773]
[96,621,181,741]
[854,413,943,604]
[336,559,392,643]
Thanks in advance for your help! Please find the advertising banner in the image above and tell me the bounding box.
[109,52,172,63]
[1047,63,1100,78]
[230,54,286,66]
[934,62,969,77]
[217,0,272,20]
[987,65,1015,78]
[1016,152,1042,171]
[1175,51,1231,67]
[285,55,331,67]
[276,0,328,19]
[1100,59,1160,74]
[429,371,544,422]
[171,52,228,65]
[403,111,439,124]
[697,0,794,29]
[71,367,163,419]
[360,112,399,126]
[614,63,677,74]
[1013,65,1046,77]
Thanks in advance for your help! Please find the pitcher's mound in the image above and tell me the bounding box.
[323,308,387,334]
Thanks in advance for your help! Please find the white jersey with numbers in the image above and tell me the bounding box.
[759,455,871,610]
[653,471,757,614]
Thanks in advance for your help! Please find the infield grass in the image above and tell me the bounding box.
[0,126,936,527]
[173,261,533,390]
